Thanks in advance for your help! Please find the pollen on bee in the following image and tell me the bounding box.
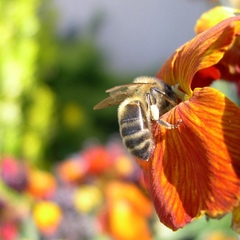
[150,104,159,121]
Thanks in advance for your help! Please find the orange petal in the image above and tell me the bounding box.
[157,17,240,96]
[195,6,240,34]
[145,87,240,230]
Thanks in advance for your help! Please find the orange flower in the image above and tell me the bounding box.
[140,16,240,231]
[26,168,56,199]
[194,7,240,94]
[103,181,153,240]
[57,157,86,183]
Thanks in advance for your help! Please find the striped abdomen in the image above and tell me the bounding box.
[118,99,154,161]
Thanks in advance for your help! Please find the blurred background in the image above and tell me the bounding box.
[0,0,239,239]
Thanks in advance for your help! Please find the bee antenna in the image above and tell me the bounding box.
[151,87,177,106]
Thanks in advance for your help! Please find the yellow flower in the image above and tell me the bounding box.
[33,201,62,235]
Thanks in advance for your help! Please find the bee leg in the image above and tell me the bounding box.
[146,92,154,111]
[157,118,182,129]
[149,88,157,104]
[146,93,160,121]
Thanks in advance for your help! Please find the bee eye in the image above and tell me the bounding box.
[164,84,171,92]
[164,83,176,99]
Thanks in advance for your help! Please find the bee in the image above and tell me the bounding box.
[94,76,181,161]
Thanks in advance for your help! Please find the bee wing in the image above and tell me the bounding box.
[93,92,128,110]
[106,84,136,94]
[94,82,149,110]
[107,82,151,95]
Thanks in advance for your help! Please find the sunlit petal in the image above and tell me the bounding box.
[195,6,240,34]
[145,87,240,230]
[157,17,240,96]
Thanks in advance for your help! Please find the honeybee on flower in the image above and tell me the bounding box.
[94,77,181,161]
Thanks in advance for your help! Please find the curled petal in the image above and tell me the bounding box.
[191,66,221,89]
[195,7,240,90]
[157,17,240,96]
[146,87,240,230]
[217,32,240,83]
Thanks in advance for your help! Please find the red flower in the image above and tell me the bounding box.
[140,16,240,230]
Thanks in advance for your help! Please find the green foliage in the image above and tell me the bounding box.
[0,0,126,166]
[0,0,47,162]
[42,36,121,163]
